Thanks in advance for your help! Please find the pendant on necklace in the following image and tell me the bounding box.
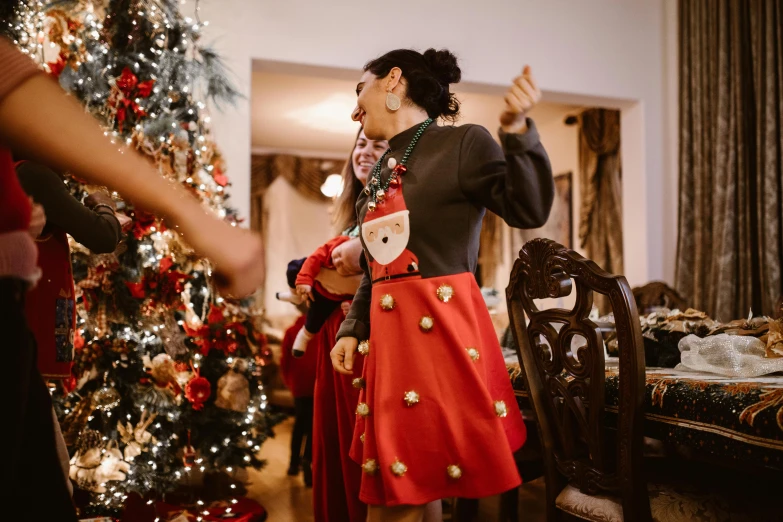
[387,157,397,169]
[392,165,407,177]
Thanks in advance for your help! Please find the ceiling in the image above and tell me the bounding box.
[251,67,580,158]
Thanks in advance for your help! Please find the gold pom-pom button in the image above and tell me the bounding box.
[447,464,462,480]
[380,294,396,311]
[358,340,370,356]
[360,433,366,444]
[436,284,455,303]
[390,459,408,477]
[494,400,508,418]
[403,390,420,406]
[356,402,370,417]
[362,458,378,475]
[352,377,366,389]
[419,315,434,332]
[466,347,480,362]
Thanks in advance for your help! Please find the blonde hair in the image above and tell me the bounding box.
[332,129,366,235]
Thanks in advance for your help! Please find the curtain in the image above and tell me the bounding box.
[676,0,783,320]
[578,108,623,313]
[249,154,345,231]
[249,154,344,309]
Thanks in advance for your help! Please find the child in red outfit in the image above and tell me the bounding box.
[291,235,355,357]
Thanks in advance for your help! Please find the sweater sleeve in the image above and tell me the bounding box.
[295,236,350,287]
[0,37,41,104]
[16,162,122,253]
[336,254,372,342]
[457,120,555,229]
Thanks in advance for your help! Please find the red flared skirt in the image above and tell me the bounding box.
[312,308,368,522]
[349,272,526,506]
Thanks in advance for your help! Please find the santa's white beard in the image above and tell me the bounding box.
[364,224,410,265]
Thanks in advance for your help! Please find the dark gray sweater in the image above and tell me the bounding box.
[336,119,554,341]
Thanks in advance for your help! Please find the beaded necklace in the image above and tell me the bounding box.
[364,118,433,211]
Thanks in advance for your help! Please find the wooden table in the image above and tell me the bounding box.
[509,363,783,471]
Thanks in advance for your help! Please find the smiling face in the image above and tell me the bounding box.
[351,129,388,185]
[351,69,398,141]
[361,210,410,265]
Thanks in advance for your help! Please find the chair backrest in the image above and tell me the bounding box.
[506,238,650,521]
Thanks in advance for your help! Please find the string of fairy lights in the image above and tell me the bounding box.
[8,1,270,516]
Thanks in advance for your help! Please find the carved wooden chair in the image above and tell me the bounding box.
[506,239,733,522]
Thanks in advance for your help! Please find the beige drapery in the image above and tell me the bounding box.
[249,154,344,231]
[249,154,344,307]
[675,0,783,320]
[578,108,623,312]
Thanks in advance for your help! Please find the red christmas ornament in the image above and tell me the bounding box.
[136,79,155,98]
[47,53,67,79]
[185,370,211,410]
[392,164,408,176]
[116,67,139,93]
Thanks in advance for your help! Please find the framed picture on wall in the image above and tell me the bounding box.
[513,171,573,252]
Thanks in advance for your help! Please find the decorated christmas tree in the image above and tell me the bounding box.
[4,0,279,517]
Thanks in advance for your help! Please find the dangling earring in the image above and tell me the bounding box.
[386,90,401,111]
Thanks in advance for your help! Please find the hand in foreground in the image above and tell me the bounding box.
[331,337,358,375]
[85,190,116,211]
[331,238,364,276]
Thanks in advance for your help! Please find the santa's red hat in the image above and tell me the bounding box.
[365,180,408,222]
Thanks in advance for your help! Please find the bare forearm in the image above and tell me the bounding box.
[0,75,197,225]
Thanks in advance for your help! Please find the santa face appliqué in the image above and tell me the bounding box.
[362,210,411,265]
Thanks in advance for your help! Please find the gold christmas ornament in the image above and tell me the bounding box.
[362,458,378,475]
[390,459,408,477]
[356,402,370,417]
[358,340,370,356]
[436,284,455,303]
[494,400,508,418]
[419,315,434,332]
[466,347,480,362]
[376,189,386,201]
[380,294,396,311]
[403,390,420,406]
[352,377,366,389]
[447,465,463,479]
[368,201,377,212]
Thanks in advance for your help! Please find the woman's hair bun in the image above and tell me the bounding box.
[423,48,461,85]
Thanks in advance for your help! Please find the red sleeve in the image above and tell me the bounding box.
[0,149,31,233]
[295,236,350,287]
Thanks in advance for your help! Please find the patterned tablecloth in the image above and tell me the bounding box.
[508,363,783,471]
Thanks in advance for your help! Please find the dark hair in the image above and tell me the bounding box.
[364,48,461,122]
[332,129,366,235]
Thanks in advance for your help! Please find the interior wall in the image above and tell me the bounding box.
[186,0,676,286]
[262,177,334,319]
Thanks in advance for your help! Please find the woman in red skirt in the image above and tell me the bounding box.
[312,129,388,522]
[331,49,554,521]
